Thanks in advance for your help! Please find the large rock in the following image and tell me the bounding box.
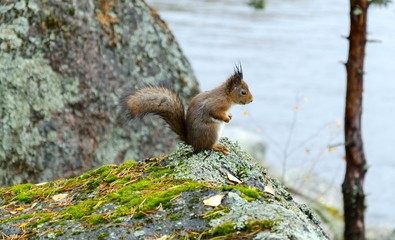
[0,0,199,186]
[0,139,329,239]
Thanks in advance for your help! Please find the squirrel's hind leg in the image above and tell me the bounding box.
[211,144,229,155]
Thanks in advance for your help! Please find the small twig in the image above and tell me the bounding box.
[282,99,299,183]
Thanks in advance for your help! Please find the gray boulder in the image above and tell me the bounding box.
[0,0,198,186]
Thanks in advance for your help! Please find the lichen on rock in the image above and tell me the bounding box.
[0,0,199,186]
[168,139,268,185]
[167,138,327,239]
[0,52,79,184]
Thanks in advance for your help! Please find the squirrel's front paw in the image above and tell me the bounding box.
[228,113,232,120]
[224,113,232,123]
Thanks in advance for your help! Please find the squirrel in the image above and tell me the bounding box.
[121,65,253,155]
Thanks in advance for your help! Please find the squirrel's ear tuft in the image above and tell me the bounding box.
[226,63,243,90]
[232,63,243,85]
[234,63,243,81]
[225,64,243,93]
[226,64,243,92]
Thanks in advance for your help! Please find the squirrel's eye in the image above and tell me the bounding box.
[241,89,247,95]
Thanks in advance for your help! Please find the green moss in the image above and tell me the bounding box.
[203,206,230,221]
[60,178,78,191]
[114,219,123,223]
[146,166,173,178]
[11,183,35,194]
[61,200,100,220]
[53,230,64,237]
[109,178,207,219]
[84,214,108,225]
[74,165,124,186]
[29,214,52,227]
[1,212,51,225]
[169,214,180,221]
[197,219,278,239]
[78,170,97,181]
[7,183,57,204]
[94,165,117,176]
[104,175,119,183]
[205,222,236,238]
[97,232,110,240]
[118,160,137,170]
[111,205,134,219]
[14,192,34,203]
[245,219,277,231]
[221,185,265,201]
[84,179,102,192]
[136,181,201,210]
[114,176,131,185]
[1,213,35,224]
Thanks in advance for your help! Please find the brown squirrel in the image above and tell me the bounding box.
[121,65,253,155]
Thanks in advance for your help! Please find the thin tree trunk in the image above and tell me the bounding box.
[343,0,369,239]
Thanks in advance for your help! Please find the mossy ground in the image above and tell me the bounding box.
[0,158,210,238]
[0,141,328,239]
[196,219,278,239]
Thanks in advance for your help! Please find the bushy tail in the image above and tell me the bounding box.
[121,86,187,142]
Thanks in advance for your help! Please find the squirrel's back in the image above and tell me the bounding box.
[121,86,187,142]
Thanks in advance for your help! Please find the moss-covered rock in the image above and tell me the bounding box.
[0,139,329,239]
[0,0,199,186]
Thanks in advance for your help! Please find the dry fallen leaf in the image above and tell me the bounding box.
[156,235,169,240]
[52,193,69,202]
[19,222,28,228]
[15,206,25,211]
[203,194,225,207]
[264,185,275,196]
[106,164,118,167]
[93,201,103,209]
[227,172,242,184]
[31,202,38,209]
[35,182,48,186]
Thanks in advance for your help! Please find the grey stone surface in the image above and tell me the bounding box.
[0,0,198,186]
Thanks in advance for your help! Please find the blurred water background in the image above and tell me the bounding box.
[147,0,395,226]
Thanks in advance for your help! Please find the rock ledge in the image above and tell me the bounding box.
[0,139,328,239]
